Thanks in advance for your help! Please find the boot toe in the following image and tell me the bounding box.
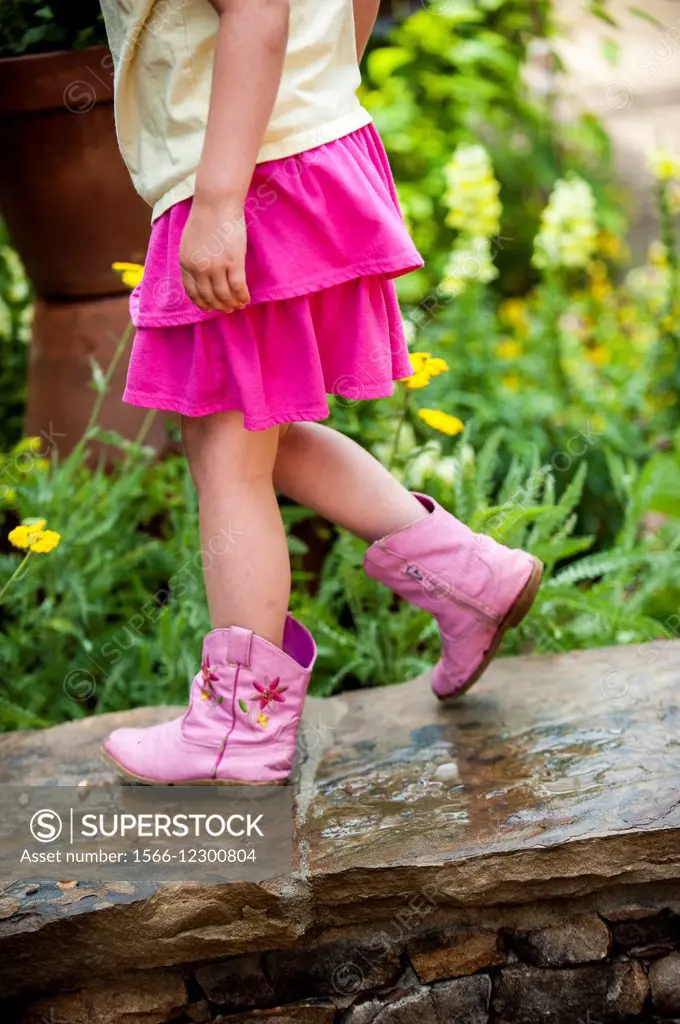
[103,726,153,779]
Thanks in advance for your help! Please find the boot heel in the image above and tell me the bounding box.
[504,557,544,629]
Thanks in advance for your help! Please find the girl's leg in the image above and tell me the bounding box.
[274,422,427,542]
[183,410,289,647]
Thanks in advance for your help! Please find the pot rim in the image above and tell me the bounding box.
[0,44,110,66]
[0,45,114,116]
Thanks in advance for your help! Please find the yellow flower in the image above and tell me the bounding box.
[647,149,680,182]
[112,261,144,289]
[496,339,522,360]
[34,458,50,474]
[402,370,431,390]
[25,437,42,453]
[257,712,269,729]
[1,487,16,504]
[533,176,597,272]
[8,520,60,554]
[30,530,61,554]
[426,357,449,377]
[585,344,610,367]
[501,375,520,392]
[418,409,465,436]
[409,352,432,370]
[444,145,502,239]
[8,521,46,550]
[596,229,623,260]
[401,352,449,390]
[498,298,529,332]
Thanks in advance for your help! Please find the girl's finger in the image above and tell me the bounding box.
[228,267,251,308]
[209,269,238,313]
[182,267,213,312]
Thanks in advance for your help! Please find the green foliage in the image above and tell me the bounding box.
[362,2,626,302]
[2,405,678,730]
[0,0,106,56]
[292,432,680,692]
[0,238,30,450]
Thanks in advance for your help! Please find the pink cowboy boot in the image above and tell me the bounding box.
[102,615,316,784]
[364,493,542,701]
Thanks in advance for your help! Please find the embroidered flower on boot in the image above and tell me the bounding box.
[253,677,287,709]
[199,655,222,703]
[238,676,287,729]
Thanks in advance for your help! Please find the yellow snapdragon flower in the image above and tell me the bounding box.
[647,149,680,182]
[444,145,502,239]
[440,237,498,297]
[533,176,597,272]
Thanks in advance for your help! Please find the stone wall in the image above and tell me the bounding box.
[11,891,680,1024]
[4,645,680,1023]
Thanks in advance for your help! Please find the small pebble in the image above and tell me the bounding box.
[17,792,30,807]
[433,763,460,782]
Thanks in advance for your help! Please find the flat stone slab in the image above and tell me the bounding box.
[1,642,680,998]
[305,644,680,907]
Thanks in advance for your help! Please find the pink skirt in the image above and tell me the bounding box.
[124,123,423,429]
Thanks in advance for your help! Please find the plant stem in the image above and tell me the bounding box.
[84,319,134,439]
[0,551,32,603]
[545,272,571,401]
[388,389,410,471]
[63,319,135,472]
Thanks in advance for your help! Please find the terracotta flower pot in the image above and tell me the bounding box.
[25,295,176,458]
[0,46,150,299]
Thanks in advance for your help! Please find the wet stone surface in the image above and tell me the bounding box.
[1,641,680,1008]
[305,643,680,904]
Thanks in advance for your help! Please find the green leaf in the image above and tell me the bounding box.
[627,6,662,26]
[238,699,248,714]
[88,357,107,395]
[636,453,680,519]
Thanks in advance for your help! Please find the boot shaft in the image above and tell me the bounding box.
[364,493,529,625]
[184,616,317,757]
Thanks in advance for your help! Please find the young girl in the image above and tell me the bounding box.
[100,0,542,785]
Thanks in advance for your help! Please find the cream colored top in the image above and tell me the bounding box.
[100,0,373,220]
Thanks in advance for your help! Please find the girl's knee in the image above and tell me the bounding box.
[183,411,279,490]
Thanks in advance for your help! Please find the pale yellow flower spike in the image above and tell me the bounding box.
[418,409,465,437]
[112,262,144,289]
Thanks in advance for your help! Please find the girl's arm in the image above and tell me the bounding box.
[180,0,290,313]
[353,0,380,61]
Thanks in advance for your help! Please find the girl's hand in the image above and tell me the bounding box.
[180,197,251,314]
